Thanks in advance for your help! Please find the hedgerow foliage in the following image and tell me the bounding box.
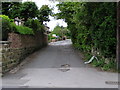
[10,22,34,35]
[24,19,45,33]
[2,2,53,40]
[56,2,116,58]
[0,15,13,40]
[0,15,34,40]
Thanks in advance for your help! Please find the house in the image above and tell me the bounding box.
[14,17,24,26]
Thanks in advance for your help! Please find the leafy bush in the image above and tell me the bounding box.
[51,37,56,39]
[92,58,105,67]
[56,2,116,57]
[0,15,13,22]
[15,26,34,35]
[102,59,117,71]
[0,15,11,40]
[11,23,34,35]
[0,15,34,40]
[24,19,32,28]
[24,19,44,33]
[10,22,17,32]
[56,2,117,71]
[51,25,70,38]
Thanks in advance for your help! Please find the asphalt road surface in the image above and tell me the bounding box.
[2,39,118,88]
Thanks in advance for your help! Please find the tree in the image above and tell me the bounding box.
[20,2,38,21]
[55,2,79,43]
[56,2,116,57]
[51,25,70,38]
[9,3,22,19]
[2,2,52,24]
[37,5,52,24]
[55,2,117,71]
[2,2,22,19]
[2,2,38,21]
[2,2,13,16]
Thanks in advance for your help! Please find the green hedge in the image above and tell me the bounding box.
[0,15,34,40]
[56,2,117,71]
[0,15,12,40]
[24,19,45,33]
[0,15,13,22]
[11,23,34,35]
[56,2,116,58]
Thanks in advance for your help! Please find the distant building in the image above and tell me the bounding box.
[44,23,51,34]
[14,17,24,26]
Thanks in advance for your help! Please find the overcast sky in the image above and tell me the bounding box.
[22,0,67,31]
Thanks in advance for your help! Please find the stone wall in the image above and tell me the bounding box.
[8,32,45,48]
[1,32,48,74]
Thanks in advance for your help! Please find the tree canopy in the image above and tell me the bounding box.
[55,2,117,58]
[20,2,38,21]
[51,25,70,38]
[2,2,52,23]
[2,2,22,19]
[37,5,52,24]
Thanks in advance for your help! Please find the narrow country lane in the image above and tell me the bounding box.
[2,39,118,88]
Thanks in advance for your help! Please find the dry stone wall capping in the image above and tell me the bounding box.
[1,32,48,74]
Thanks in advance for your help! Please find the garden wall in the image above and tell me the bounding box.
[1,32,48,74]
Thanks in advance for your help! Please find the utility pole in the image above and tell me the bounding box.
[117,1,120,70]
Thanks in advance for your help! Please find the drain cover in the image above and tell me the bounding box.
[59,64,70,72]
[105,81,120,85]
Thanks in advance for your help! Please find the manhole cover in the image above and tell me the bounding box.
[105,81,120,85]
[59,64,70,72]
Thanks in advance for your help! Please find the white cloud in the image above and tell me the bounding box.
[22,0,67,31]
